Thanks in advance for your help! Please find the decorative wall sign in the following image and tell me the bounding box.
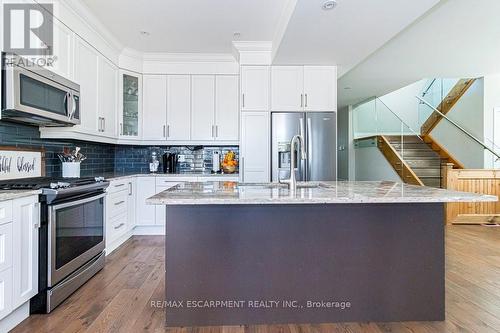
[0,147,45,180]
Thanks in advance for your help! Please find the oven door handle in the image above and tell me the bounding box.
[49,192,107,211]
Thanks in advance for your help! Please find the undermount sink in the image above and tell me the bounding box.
[238,182,327,189]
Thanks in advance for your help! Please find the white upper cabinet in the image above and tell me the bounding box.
[74,37,99,132]
[271,66,337,112]
[241,66,269,111]
[167,75,191,141]
[303,66,337,111]
[119,71,142,139]
[98,57,118,137]
[271,66,304,111]
[215,75,239,141]
[50,18,74,80]
[143,75,167,141]
[191,75,215,141]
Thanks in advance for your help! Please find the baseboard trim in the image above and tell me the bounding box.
[0,302,29,332]
[133,225,165,235]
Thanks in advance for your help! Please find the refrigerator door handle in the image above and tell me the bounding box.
[299,117,306,180]
[307,117,312,181]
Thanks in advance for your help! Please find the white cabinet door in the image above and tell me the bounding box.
[191,75,215,141]
[135,178,156,226]
[12,196,39,308]
[50,18,74,80]
[155,182,179,226]
[74,37,99,132]
[0,223,12,272]
[143,75,167,140]
[303,66,337,111]
[241,66,269,111]
[167,75,191,140]
[240,112,270,183]
[98,57,118,137]
[0,269,13,320]
[271,66,304,111]
[215,75,239,141]
[119,71,142,139]
[127,179,136,229]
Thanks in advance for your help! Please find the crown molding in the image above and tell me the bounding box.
[232,41,273,65]
[232,41,273,52]
[59,0,124,52]
[142,52,237,63]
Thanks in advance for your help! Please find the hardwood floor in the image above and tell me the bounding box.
[12,226,500,333]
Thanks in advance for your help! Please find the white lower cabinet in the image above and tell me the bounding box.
[105,179,137,253]
[12,197,39,309]
[0,195,39,325]
[0,268,13,320]
[135,178,157,226]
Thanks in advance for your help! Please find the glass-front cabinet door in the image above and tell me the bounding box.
[119,70,142,139]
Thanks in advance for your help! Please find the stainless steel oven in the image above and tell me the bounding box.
[1,53,80,126]
[47,192,106,287]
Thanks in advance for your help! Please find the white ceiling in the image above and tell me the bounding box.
[272,0,440,76]
[80,0,290,53]
[338,0,500,107]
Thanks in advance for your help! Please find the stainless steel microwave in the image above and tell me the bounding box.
[1,53,80,126]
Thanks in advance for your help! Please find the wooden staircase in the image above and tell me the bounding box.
[380,135,442,187]
[420,78,476,135]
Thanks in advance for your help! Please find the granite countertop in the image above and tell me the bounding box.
[103,172,239,181]
[0,190,42,202]
[146,181,498,205]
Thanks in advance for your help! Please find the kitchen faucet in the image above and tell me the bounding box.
[280,134,306,193]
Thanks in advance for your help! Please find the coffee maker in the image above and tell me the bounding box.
[162,152,178,173]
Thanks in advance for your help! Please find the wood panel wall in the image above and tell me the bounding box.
[442,163,500,224]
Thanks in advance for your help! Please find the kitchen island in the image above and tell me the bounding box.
[147,181,496,327]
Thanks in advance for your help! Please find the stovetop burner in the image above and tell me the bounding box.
[0,176,105,190]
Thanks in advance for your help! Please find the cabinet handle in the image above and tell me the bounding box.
[300,94,303,108]
[163,125,166,138]
[102,117,105,132]
[215,125,218,138]
[120,123,123,135]
[305,93,308,108]
[114,223,125,230]
[167,125,170,138]
[242,93,245,108]
[98,117,101,132]
[128,182,132,196]
[114,200,125,206]
[114,183,126,188]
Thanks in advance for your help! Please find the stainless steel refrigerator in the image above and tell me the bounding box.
[272,112,337,182]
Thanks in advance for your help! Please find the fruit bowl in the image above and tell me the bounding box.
[222,164,237,174]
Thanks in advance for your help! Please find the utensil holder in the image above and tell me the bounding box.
[62,162,81,178]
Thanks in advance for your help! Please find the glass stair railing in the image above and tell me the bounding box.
[353,98,444,187]
[416,96,500,169]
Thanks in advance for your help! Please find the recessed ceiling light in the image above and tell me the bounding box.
[322,0,337,10]
[139,31,150,36]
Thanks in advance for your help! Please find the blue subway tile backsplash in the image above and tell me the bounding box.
[0,121,238,177]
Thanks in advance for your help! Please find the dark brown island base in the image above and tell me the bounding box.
[146,181,497,327]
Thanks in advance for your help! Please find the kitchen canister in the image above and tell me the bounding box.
[62,162,81,178]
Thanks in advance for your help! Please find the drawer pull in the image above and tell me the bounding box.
[114,223,125,230]
[114,200,125,206]
[114,184,126,188]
